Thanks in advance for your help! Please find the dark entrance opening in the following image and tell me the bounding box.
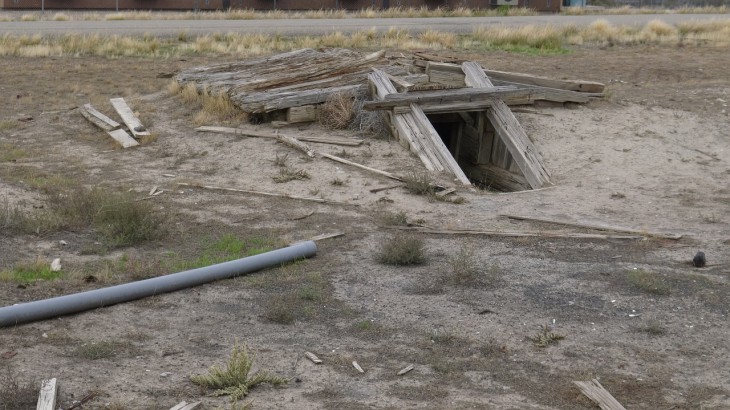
[427,112,531,192]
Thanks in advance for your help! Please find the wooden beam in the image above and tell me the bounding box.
[319,152,403,182]
[362,86,532,111]
[286,105,317,123]
[500,214,683,240]
[177,182,357,206]
[109,97,150,139]
[195,126,363,147]
[36,378,57,410]
[394,226,642,240]
[462,61,551,189]
[573,379,626,410]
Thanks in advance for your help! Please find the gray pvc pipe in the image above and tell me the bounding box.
[0,241,317,327]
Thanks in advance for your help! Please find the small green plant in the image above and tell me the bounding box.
[263,294,297,324]
[72,340,122,360]
[626,269,671,295]
[0,258,62,283]
[191,342,287,401]
[271,152,289,167]
[448,245,481,286]
[376,235,426,266]
[403,171,435,196]
[530,325,565,347]
[0,120,19,131]
[330,177,345,186]
[272,168,310,183]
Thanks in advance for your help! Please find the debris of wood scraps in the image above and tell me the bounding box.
[277,133,315,157]
[63,391,98,410]
[500,214,683,240]
[195,126,363,147]
[110,97,150,139]
[307,232,344,242]
[177,182,357,206]
[352,361,365,373]
[319,152,403,182]
[369,184,403,193]
[573,379,626,410]
[435,187,456,197]
[36,378,58,410]
[289,210,315,221]
[106,128,139,148]
[304,351,322,364]
[397,364,414,376]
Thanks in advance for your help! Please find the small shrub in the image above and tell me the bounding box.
[263,294,297,324]
[377,235,426,266]
[319,90,356,130]
[626,269,671,295]
[448,245,481,286]
[530,325,565,347]
[191,342,287,402]
[403,171,435,196]
[378,210,408,226]
[272,168,310,183]
[330,177,345,186]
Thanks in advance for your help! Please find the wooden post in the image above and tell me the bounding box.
[36,378,57,410]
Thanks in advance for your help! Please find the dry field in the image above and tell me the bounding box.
[0,37,729,409]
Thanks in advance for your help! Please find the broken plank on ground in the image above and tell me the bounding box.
[107,128,139,148]
[304,351,323,364]
[573,379,626,410]
[177,182,357,206]
[36,378,58,410]
[109,97,151,139]
[80,104,120,131]
[169,401,202,410]
[499,214,683,240]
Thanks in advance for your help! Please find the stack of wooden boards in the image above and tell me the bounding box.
[80,98,150,148]
[175,48,605,190]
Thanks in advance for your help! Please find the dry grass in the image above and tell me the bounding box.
[377,235,426,266]
[319,90,356,130]
[1,18,728,58]
[563,5,729,15]
[169,81,247,126]
[0,370,37,410]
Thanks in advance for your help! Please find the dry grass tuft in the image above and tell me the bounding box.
[403,171,435,196]
[0,370,37,410]
[377,235,426,266]
[530,325,565,347]
[319,90,357,130]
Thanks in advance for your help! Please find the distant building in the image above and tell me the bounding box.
[0,0,560,13]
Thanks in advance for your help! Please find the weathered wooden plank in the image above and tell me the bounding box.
[394,226,643,240]
[169,401,202,410]
[462,163,530,192]
[109,98,150,139]
[177,182,357,206]
[304,351,322,364]
[80,104,120,131]
[107,129,139,148]
[36,378,57,410]
[492,80,593,103]
[362,86,531,111]
[422,60,605,93]
[286,105,317,123]
[462,61,551,189]
[409,104,471,185]
[500,214,683,240]
[397,364,415,375]
[195,126,363,147]
[277,134,314,158]
[368,70,439,171]
[573,379,626,410]
[427,62,466,87]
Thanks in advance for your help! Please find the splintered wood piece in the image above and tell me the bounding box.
[169,401,202,410]
[109,97,151,139]
[80,104,120,131]
[304,351,322,364]
[277,134,315,157]
[397,364,414,376]
[107,129,139,148]
[308,232,344,242]
[36,378,58,410]
[462,61,551,190]
[500,214,683,240]
[320,152,403,182]
[352,361,365,373]
[435,188,456,197]
[369,184,403,193]
[573,379,626,410]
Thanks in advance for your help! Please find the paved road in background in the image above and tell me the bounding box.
[0,13,725,36]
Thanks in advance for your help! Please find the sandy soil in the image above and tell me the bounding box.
[0,45,729,409]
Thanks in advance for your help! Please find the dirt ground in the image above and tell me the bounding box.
[0,44,728,409]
